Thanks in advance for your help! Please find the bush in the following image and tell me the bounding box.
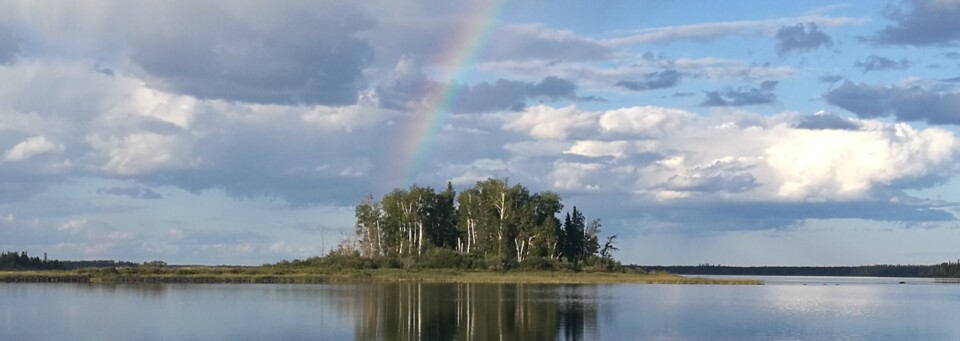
[518,256,554,271]
[320,251,378,270]
[484,255,504,271]
[375,256,402,269]
[416,248,463,269]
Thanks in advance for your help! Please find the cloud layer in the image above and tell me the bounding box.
[871,0,960,45]
[824,81,960,124]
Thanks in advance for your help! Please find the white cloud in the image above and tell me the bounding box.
[551,160,603,191]
[566,140,632,158]
[3,136,65,162]
[764,123,958,200]
[501,105,960,203]
[86,132,197,176]
[598,106,695,136]
[59,218,87,232]
[503,105,597,140]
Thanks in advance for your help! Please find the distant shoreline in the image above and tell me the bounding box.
[0,268,761,285]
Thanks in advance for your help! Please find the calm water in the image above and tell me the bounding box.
[3,277,959,340]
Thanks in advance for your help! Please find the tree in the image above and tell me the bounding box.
[584,218,601,257]
[599,235,618,260]
[355,194,384,257]
[562,207,586,265]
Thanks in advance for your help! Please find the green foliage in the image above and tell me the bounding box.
[416,248,464,269]
[518,256,559,271]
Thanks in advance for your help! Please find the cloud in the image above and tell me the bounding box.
[701,80,779,107]
[86,132,198,176]
[0,25,19,64]
[482,24,613,62]
[616,70,682,91]
[377,59,596,113]
[775,22,834,56]
[3,1,375,106]
[823,81,960,124]
[503,105,959,211]
[855,55,910,73]
[818,75,844,84]
[127,2,374,105]
[794,111,860,130]
[602,15,866,45]
[870,0,960,46]
[480,57,795,93]
[503,105,598,140]
[451,76,597,113]
[633,201,955,233]
[59,218,88,232]
[0,61,404,206]
[3,136,65,162]
[366,20,612,70]
[97,186,162,200]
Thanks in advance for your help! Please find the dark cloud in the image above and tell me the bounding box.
[128,2,374,105]
[97,187,163,200]
[0,25,19,64]
[855,55,910,73]
[482,25,613,62]
[775,22,834,56]
[701,80,778,107]
[0,173,56,204]
[870,0,960,46]
[615,70,682,91]
[368,21,611,71]
[946,52,960,59]
[636,201,955,233]
[823,81,960,124]
[660,173,758,194]
[794,112,860,130]
[942,76,960,83]
[454,76,601,113]
[818,75,844,84]
[670,92,696,98]
[378,67,597,113]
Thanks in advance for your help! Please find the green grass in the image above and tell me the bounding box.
[0,267,761,285]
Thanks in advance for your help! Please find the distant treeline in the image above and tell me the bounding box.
[0,251,138,271]
[62,260,140,269]
[0,251,64,270]
[638,261,960,278]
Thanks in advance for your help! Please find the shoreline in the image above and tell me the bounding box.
[0,269,762,285]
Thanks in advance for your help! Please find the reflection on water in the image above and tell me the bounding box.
[4,279,960,340]
[341,283,597,341]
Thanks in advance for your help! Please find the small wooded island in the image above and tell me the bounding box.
[0,179,756,285]
[3,179,960,284]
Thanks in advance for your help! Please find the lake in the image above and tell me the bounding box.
[3,277,959,340]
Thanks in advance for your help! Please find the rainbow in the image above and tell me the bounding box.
[384,0,506,191]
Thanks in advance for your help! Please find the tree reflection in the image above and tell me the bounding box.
[347,283,597,341]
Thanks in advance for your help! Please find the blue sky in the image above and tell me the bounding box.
[2,0,960,265]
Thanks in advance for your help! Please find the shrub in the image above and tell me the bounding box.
[417,248,463,269]
[518,256,557,271]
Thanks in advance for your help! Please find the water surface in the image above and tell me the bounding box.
[3,278,959,340]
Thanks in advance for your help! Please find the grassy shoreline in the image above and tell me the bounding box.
[0,268,761,285]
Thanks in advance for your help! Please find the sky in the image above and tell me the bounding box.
[2,0,960,266]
